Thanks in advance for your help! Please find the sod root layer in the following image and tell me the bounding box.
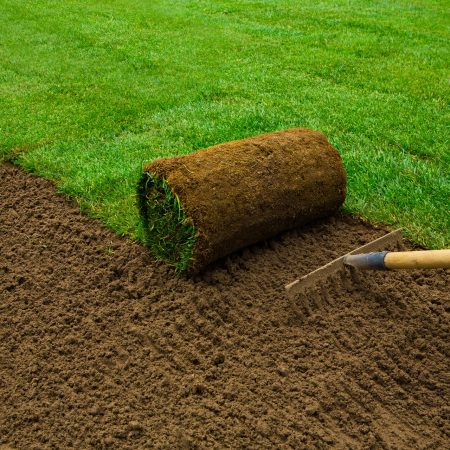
[1,163,449,449]
[139,128,346,274]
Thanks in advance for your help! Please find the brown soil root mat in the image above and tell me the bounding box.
[1,163,449,449]
[138,128,346,274]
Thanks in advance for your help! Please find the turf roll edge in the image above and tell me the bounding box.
[138,128,346,274]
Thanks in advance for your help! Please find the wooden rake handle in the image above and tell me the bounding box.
[344,250,450,270]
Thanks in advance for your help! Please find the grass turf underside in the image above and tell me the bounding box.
[0,0,449,249]
[137,173,196,273]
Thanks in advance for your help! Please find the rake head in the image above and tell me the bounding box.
[285,229,403,297]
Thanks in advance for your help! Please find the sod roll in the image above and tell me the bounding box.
[138,128,346,274]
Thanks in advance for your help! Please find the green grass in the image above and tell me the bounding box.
[1,0,448,248]
[137,172,196,273]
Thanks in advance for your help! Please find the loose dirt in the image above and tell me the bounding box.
[1,163,448,449]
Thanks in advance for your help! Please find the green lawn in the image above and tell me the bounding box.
[1,0,448,248]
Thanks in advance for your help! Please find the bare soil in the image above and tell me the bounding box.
[1,163,448,449]
[142,128,346,273]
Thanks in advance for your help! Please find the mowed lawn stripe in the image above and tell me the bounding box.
[1,0,448,248]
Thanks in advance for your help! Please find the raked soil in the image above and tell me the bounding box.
[0,163,449,449]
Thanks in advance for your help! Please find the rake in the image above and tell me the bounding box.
[285,229,450,296]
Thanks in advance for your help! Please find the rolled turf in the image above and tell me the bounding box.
[138,128,346,274]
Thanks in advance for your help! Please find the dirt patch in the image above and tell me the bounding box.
[1,163,448,449]
[140,128,346,273]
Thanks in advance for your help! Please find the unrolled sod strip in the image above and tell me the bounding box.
[137,128,347,274]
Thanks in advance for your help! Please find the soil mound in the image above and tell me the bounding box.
[1,163,448,449]
[139,128,346,274]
